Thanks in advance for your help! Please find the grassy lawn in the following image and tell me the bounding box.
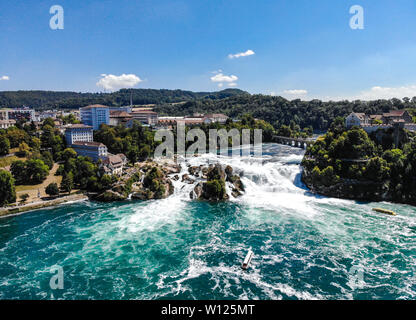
[15,163,63,203]
[0,156,22,168]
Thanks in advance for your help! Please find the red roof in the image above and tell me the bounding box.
[110,111,132,118]
[385,110,406,116]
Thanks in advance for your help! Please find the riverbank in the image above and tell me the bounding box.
[0,193,88,218]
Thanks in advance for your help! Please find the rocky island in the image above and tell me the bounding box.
[93,160,244,203]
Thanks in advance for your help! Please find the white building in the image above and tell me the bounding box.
[345,113,369,129]
[203,113,229,124]
[101,154,126,176]
[64,124,94,145]
[0,119,16,129]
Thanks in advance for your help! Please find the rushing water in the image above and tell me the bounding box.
[0,144,415,300]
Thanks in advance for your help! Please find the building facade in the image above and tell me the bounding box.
[131,110,158,125]
[203,113,229,124]
[109,111,133,126]
[0,107,35,122]
[0,119,16,129]
[71,141,108,161]
[345,113,368,128]
[80,105,110,130]
[101,154,125,175]
[346,110,415,132]
[65,124,94,145]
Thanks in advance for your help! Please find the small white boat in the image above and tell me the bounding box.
[241,249,253,270]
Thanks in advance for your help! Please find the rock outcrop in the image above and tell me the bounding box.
[187,163,245,202]
[95,164,175,202]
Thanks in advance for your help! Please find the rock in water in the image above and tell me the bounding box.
[190,164,243,202]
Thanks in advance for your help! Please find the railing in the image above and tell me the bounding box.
[272,135,315,149]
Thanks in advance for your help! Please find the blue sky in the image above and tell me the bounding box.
[1,0,416,100]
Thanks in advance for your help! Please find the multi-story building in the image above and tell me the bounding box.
[80,105,110,130]
[1,107,35,122]
[38,110,58,121]
[109,111,133,126]
[64,124,94,145]
[71,141,108,161]
[0,119,16,129]
[101,154,126,175]
[109,106,132,113]
[345,110,415,132]
[0,109,10,120]
[203,113,229,124]
[345,113,369,128]
[131,110,158,125]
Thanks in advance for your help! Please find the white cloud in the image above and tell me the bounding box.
[210,72,238,88]
[96,73,142,91]
[0,75,10,81]
[228,49,255,59]
[283,89,308,95]
[210,73,238,83]
[354,85,416,100]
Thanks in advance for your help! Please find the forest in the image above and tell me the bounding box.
[0,88,247,110]
[2,88,416,131]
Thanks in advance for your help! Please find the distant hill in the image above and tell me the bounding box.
[0,88,249,110]
[1,88,415,131]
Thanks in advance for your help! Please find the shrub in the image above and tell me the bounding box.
[45,183,60,197]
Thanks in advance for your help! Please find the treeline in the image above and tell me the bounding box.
[154,95,416,131]
[0,88,247,110]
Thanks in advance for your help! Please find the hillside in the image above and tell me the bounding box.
[154,95,416,131]
[0,88,249,110]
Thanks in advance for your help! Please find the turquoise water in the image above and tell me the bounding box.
[0,144,415,300]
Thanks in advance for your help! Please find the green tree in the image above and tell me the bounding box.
[0,135,10,156]
[60,172,74,194]
[41,151,54,170]
[0,170,16,206]
[138,145,151,161]
[45,183,60,197]
[26,159,50,184]
[19,193,30,204]
[42,118,55,128]
[61,148,77,162]
[10,160,26,184]
[17,142,30,157]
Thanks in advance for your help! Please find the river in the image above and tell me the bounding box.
[0,143,415,299]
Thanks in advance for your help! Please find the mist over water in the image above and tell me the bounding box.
[0,144,415,300]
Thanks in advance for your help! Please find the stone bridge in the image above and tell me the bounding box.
[272,135,315,149]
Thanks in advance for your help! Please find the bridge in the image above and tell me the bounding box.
[272,135,315,149]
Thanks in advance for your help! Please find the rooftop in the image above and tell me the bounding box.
[72,141,106,147]
[110,111,132,118]
[81,104,109,110]
[66,124,93,129]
